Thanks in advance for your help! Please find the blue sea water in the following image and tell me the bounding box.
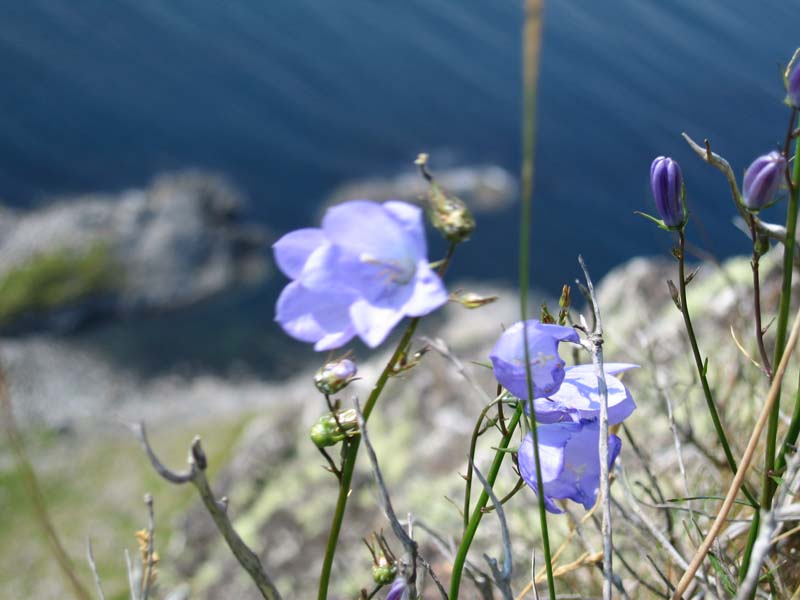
[0,0,798,372]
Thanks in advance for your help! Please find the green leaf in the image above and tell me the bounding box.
[708,552,737,596]
[633,211,671,231]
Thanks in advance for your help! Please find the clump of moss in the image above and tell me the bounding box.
[0,242,120,325]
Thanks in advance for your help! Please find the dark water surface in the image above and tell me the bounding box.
[1,1,798,373]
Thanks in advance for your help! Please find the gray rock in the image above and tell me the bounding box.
[324,164,518,214]
[0,172,267,334]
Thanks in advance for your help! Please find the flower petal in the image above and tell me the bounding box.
[382,200,427,259]
[490,320,578,399]
[272,228,326,279]
[349,298,405,348]
[401,260,447,317]
[323,200,417,271]
[275,281,356,349]
[549,366,637,425]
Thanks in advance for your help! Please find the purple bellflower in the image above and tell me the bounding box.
[788,61,800,108]
[489,320,580,400]
[650,156,685,229]
[531,363,638,424]
[518,419,622,514]
[273,200,447,350]
[742,151,787,212]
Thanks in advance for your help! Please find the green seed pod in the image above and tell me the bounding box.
[427,182,476,244]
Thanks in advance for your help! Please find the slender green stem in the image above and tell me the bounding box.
[517,1,555,598]
[774,112,800,473]
[463,399,503,531]
[317,244,456,600]
[765,109,800,498]
[676,231,759,508]
[449,405,523,599]
[748,214,773,378]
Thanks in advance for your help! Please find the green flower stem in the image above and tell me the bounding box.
[676,231,759,509]
[768,111,800,478]
[463,399,503,531]
[316,244,456,600]
[765,111,800,501]
[517,1,556,598]
[448,404,523,599]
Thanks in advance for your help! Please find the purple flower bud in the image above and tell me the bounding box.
[788,61,800,109]
[650,156,685,228]
[742,151,787,211]
[314,358,357,395]
[385,577,407,600]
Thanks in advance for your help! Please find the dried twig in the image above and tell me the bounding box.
[354,399,428,599]
[141,494,156,600]
[421,335,493,408]
[473,464,513,600]
[86,538,106,600]
[575,255,613,600]
[130,422,282,600]
[735,451,800,599]
[125,549,139,600]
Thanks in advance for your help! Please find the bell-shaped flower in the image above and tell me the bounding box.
[742,151,787,212]
[273,200,447,350]
[531,363,638,424]
[489,320,579,400]
[518,419,622,514]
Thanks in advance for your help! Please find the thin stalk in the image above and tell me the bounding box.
[749,214,773,378]
[767,109,800,493]
[449,405,523,599]
[316,244,456,600]
[676,231,759,508]
[740,109,799,586]
[463,399,503,531]
[517,0,555,598]
[775,109,800,473]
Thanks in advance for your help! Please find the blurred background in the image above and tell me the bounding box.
[2,1,800,598]
[1,0,797,376]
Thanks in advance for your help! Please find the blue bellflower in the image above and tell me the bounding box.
[518,419,622,514]
[742,151,787,212]
[489,320,579,400]
[273,200,447,350]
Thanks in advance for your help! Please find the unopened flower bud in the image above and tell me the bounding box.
[450,290,498,309]
[788,61,800,108]
[314,358,357,395]
[385,577,407,600]
[540,302,556,324]
[557,284,571,326]
[650,156,686,229]
[427,182,476,244]
[309,409,359,448]
[742,151,786,212]
[372,560,397,585]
